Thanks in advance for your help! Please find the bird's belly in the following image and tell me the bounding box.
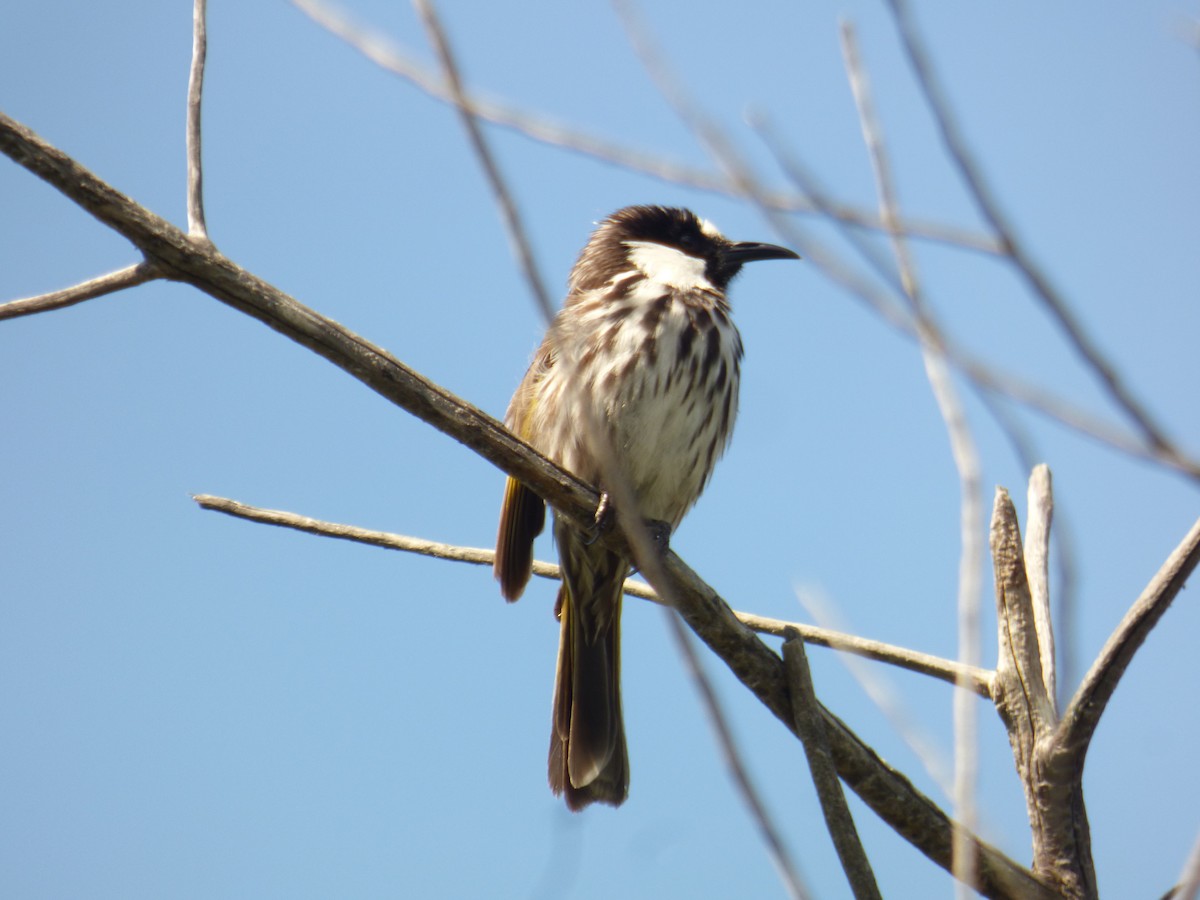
[610,347,739,527]
[533,294,742,529]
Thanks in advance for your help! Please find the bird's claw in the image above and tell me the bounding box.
[583,494,670,557]
[583,492,615,546]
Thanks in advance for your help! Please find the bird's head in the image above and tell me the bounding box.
[570,205,799,294]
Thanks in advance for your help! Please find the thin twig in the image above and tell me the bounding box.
[186,0,210,241]
[884,0,1184,468]
[0,262,159,321]
[839,21,984,891]
[746,609,993,697]
[289,0,998,254]
[748,113,909,304]
[783,636,881,899]
[191,493,994,695]
[412,0,554,321]
[669,614,812,900]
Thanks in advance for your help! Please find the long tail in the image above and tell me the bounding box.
[548,520,629,810]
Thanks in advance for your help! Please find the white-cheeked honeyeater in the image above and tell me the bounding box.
[495,205,798,810]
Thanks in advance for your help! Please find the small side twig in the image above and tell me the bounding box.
[783,635,880,900]
[0,262,160,321]
[186,0,211,242]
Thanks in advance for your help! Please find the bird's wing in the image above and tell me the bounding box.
[494,344,553,601]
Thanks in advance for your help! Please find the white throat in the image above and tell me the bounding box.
[624,241,713,291]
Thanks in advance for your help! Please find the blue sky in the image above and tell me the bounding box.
[2,1,1198,897]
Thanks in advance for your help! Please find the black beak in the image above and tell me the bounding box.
[725,241,801,264]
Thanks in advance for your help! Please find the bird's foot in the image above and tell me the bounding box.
[584,492,615,546]
[643,518,672,555]
[626,519,672,577]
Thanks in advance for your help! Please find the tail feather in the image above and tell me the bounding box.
[548,526,629,810]
[494,476,545,601]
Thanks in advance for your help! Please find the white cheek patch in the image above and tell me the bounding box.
[624,240,713,291]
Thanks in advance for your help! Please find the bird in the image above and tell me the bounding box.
[494,205,798,810]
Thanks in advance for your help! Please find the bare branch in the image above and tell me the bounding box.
[840,21,984,890]
[3,111,1050,899]
[191,493,996,696]
[783,636,881,900]
[0,111,593,524]
[186,0,210,241]
[670,615,812,900]
[0,262,160,321]
[884,0,1185,468]
[412,0,554,321]
[750,610,993,698]
[1059,514,1200,764]
[195,494,991,689]
[659,551,1055,899]
[289,0,997,254]
[751,118,1200,486]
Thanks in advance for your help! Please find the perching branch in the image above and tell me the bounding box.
[0,111,1052,898]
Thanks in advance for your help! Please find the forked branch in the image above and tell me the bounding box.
[989,488,1090,897]
[979,471,1200,898]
